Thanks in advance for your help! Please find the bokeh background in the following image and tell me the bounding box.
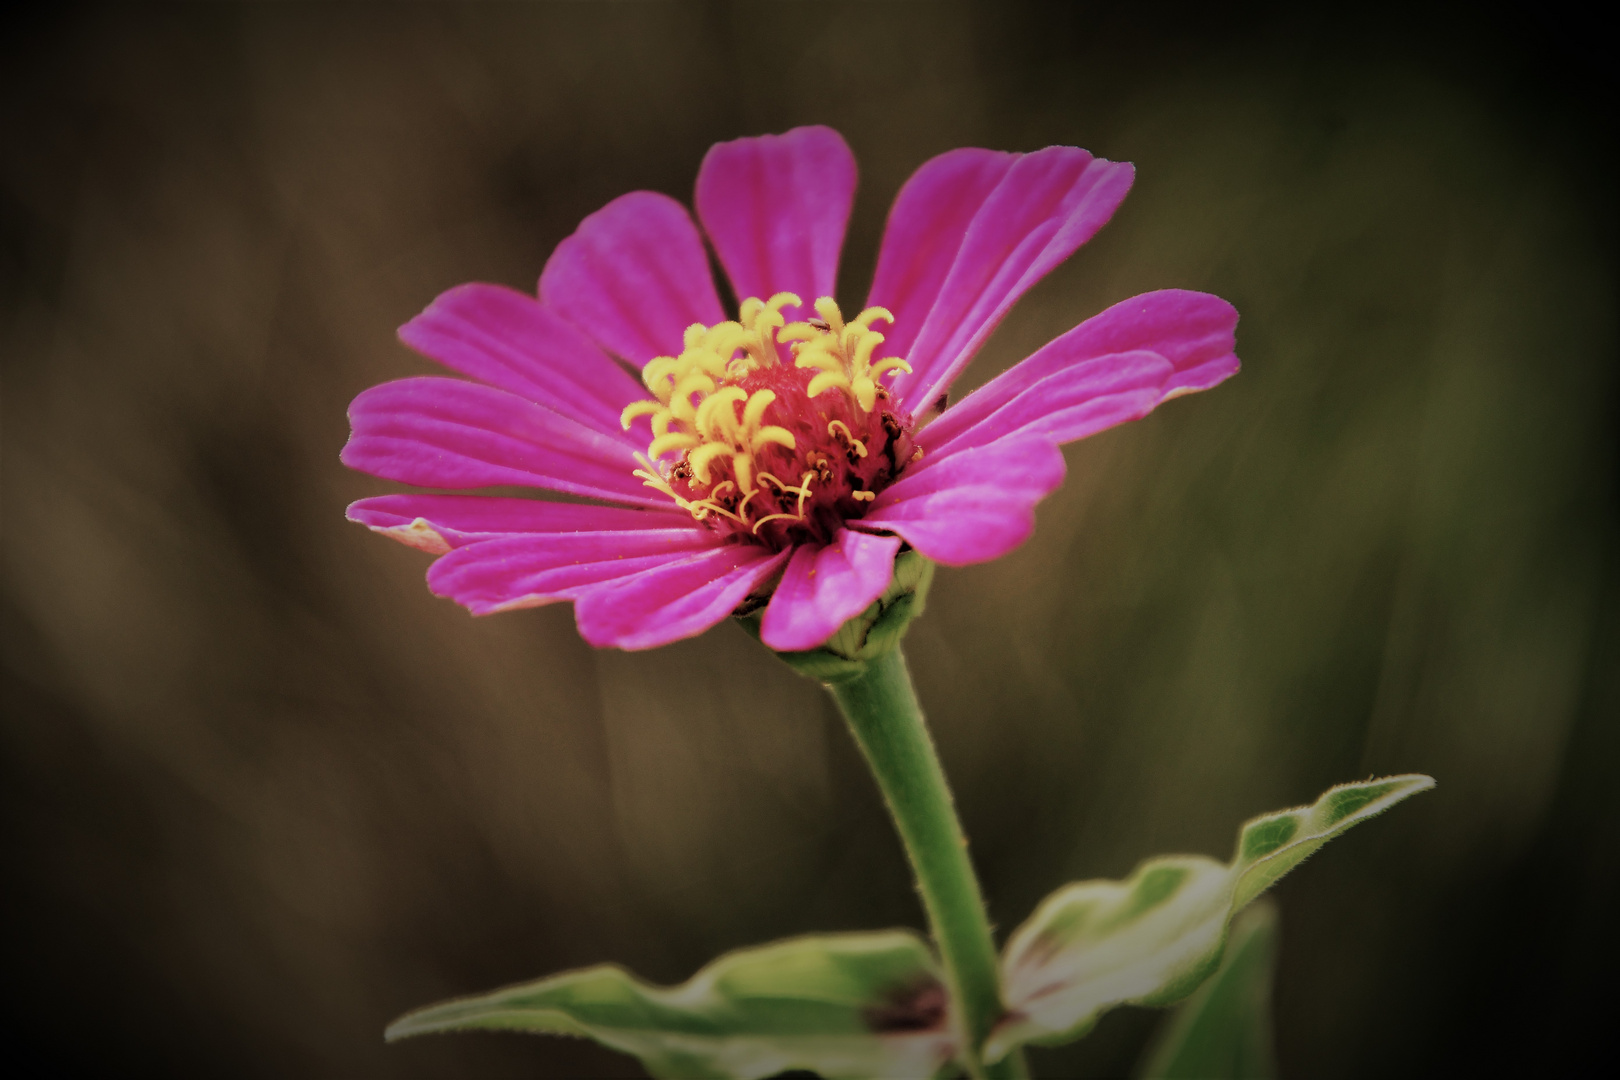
[3,3,1614,1077]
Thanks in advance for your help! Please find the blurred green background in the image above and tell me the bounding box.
[3,3,1613,1077]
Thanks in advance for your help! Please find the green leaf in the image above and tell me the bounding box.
[1136,898,1279,1080]
[385,930,958,1080]
[986,774,1433,1061]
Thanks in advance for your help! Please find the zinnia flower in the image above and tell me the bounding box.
[343,126,1239,651]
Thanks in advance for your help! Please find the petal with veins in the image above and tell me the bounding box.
[540,191,726,364]
[346,495,692,553]
[342,377,667,508]
[427,529,723,615]
[399,283,650,443]
[872,147,1135,413]
[759,530,903,651]
[696,126,856,316]
[574,545,792,650]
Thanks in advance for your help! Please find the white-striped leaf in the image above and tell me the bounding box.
[1137,897,1279,1079]
[386,930,957,1080]
[987,774,1433,1061]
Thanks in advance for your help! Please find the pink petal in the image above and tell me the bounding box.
[923,351,1172,458]
[539,191,726,364]
[346,494,689,554]
[574,544,791,650]
[758,529,903,652]
[398,283,649,443]
[874,434,1066,505]
[694,126,856,311]
[427,529,723,615]
[1162,350,1243,400]
[873,147,1135,413]
[856,438,1066,565]
[864,148,1017,364]
[920,290,1240,451]
[341,377,666,507]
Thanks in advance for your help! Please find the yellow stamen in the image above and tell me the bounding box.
[850,306,894,331]
[688,499,748,526]
[633,453,703,515]
[621,293,909,533]
[793,349,845,373]
[852,331,884,370]
[777,323,820,344]
[687,441,732,484]
[795,471,816,517]
[648,432,699,459]
[668,391,699,425]
[778,297,912,414]
[674,371,716,404]
[742,389,777,430]
[750,512,801,535]
[695,386,747,440]
[852,490,876,502]
[807,370,851,399]
[750,426,796,453]
[642,359,678,397]
[758,471,811,501]
[814,296,845,336]
[871,357,913,378]
[827,420,867,458]
[620,400,663,428]
[633,467,675,499]
[852,376,877,413]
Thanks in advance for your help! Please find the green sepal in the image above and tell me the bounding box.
[1136,898,1279,1080]
[737,549,936,683]
[985,774,1434,1062]
[385,929,959,1080]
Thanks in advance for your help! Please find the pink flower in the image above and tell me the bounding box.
[343,126,1239,651]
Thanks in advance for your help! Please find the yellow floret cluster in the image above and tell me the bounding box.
[619,293,913,533]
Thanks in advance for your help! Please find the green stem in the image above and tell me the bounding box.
[826,647,1029,1080]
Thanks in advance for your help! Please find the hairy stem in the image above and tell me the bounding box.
[826,647,1028,1080]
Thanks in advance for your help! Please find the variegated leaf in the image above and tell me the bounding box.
[386,930,957,1080]
[1137,898,1279,1079]
[987,774,1433,1061]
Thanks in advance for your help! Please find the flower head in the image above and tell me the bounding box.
[343,126,1239,651]
[618,291,920,550]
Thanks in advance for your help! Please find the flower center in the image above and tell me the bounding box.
[620,293,920,549]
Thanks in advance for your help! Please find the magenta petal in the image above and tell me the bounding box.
[341,377,666,507]
[427,529,723,615]
[923,351,1173,458]
[539,191,726,364]
[856,438,1066,565]
[695,126,856,310]
[398,283,648,442]
[922,290,1240,451]
[874,147,1135,413]
[858,488,1050,566]
[346,494,688,553]
[574,544,791,651]
[865,148,1017,363]
[875,434,1066,505]
[1162,350,1243,400]
[759,530,903,651]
